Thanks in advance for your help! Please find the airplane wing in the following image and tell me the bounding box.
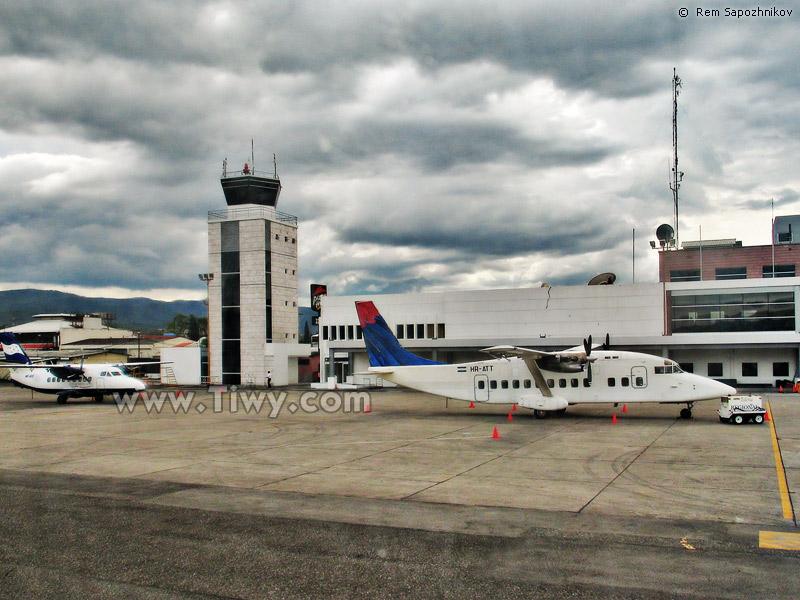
[0,363,84,379]
[480,345,554,360]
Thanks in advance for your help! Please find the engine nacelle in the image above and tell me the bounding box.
[519,395,569,411]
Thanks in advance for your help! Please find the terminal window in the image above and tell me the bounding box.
[763,264,796,278]
[773,362,790,377]
[671,291,795,333]
[708,363,723,377]
[715,267,746,280]
[670,269,701,282]
[742,363,758,377]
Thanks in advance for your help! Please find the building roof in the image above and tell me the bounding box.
[2,319,75,334]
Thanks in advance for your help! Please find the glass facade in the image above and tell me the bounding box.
[671,291,795,333]
[265,224,272,343]
[220,221,241,384]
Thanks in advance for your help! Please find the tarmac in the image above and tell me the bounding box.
[0,383,798,598]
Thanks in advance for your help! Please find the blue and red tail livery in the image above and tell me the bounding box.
[0,332,32,364]
[355,301,442,367]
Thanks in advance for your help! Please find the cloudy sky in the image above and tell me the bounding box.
[0,1,797,303]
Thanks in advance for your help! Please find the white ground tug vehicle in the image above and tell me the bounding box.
[718,395,767,425]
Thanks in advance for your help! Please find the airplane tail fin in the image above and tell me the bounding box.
[355,301,442,367]
[0,332,32,365]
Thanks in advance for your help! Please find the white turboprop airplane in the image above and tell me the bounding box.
[355,301,736,419]
[0,332,147,404]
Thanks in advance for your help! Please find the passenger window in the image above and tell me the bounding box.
[621,377,630,387]
[524,380,532,389]
[547,379,554,387]
[512,380,520,389]
[559,379,567,388]
[490,380,497,389]
[477,380,485,389]
[608,378,616,387]
[501,380,509,389]
[635,377,644,387]
[583,379,590,387]
[571,379,579,388]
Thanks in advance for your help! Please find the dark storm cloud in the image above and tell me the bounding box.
[258,1,685,97]
[0,0,797,299]
[335,197,624,257]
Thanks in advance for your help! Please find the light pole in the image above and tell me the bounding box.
[198,273,214,383]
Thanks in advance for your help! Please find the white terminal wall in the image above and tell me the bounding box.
[320,280,800,385]
[322,284,664,344]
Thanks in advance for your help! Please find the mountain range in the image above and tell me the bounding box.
[0,289,318,336]
[0,289,207,332]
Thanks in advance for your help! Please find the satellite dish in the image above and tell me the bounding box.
[656,224,675,244]
[588,272,616,286]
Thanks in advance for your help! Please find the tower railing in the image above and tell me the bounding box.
[208,205,297,226]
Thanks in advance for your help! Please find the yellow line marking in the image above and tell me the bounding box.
[766,401,794,521]
[759,531,800,551]
[680,537,695,550]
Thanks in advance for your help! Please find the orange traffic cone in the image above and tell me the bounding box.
[622,404,628,413]
[492,427,500,439]
[469,402,475,408]
[512,403,517,411]
[765,410,771,422]
[365,403,371,413]
[779,385,784,393]
[612,414,618,423]
[508,412,513,421]
[794,383,799,393]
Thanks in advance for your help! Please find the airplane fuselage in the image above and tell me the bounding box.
[372,350,736,411]
[9,364,146,400]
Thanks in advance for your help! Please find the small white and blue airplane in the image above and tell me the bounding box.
[356,301,737,419]
[0,332,147,404]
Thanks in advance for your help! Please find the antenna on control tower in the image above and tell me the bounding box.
[669,68,683,248]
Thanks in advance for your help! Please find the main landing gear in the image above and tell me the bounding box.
[679,403,694,419]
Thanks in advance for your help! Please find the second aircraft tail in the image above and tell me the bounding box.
[355,301,442,368]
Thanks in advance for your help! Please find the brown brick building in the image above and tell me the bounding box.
[659,241,800,283]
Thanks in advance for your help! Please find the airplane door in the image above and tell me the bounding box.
[474,375,489,401]
[97,374,106,391]
[631,366,647,389]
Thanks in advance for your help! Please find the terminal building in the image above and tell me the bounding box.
[206,161,310,386]
[319,216,800,388]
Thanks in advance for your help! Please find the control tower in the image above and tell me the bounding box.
[220,159,282,207]
[206,155,308,386]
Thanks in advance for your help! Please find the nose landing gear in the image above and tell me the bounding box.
[679,403,694,419]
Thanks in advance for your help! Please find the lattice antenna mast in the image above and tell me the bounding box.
[669,68,683,248]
